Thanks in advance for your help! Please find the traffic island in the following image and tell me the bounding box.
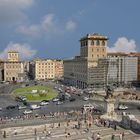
[11,85,58,101]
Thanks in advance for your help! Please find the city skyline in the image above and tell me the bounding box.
[0,0,139,60]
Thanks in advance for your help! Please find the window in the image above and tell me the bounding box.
[96,40,100,46]
[91,40,94,45]
[102,41,105,46]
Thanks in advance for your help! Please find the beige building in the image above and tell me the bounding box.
[8,51,19,62]
[3,51,24,82]
[55,60,63,79]
[34,59,63,80]
[64,33,108,88]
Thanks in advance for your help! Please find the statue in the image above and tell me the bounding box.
[105,85,114,99]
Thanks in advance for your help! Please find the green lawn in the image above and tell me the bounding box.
[12,85,58,101]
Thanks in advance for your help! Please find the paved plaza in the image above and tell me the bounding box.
[0,119,140,140]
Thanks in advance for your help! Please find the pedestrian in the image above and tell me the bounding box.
[92,132,95,140]
[103,120,106,127]
[3,130,6,138]
[34,128,37,136]
[119,133,123,140]
[114,124,117,131]
[96,133,101,140]
[89,123,91,128]
[65,127,67,133]
[14,129,17,135]
[122,132,125,140]
[111,134,115,140]
[67,132,71,137]
[58,122,60,127]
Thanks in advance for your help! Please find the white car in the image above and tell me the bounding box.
[56,101,63,105]
[40,101,49,106]
[18,106,27,110]
[83,97,89,101]
[118,104,128,110]
[52,98,59,102]
[83,103,95,111]
[0,107,2,111]
[23,110,33,115]
[30,104,41,110]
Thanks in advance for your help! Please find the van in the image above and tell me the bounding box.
[83,103,94,111]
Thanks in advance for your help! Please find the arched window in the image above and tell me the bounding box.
[91,40,94,45]
[96,40,100,46]
[102,41,105,46]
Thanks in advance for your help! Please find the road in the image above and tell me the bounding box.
[0,81,140,118]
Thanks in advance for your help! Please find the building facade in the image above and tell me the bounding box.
[64,33,108,88]
[128,52,140,81]
[55,60,63,79]
[8,51,19,62]
[34,59,63,80]
[101,57,138,86]
[64,34,138,89]
[3,51,24,82]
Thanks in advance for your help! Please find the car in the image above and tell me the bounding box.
[18,105,27,110]
[15,96,22,102]
[40,100,49,106]
[56,101,63,105]
[59,95,65,101]
[77,93,81,96]
[6,105,18,110]
[15,96,27,102]
[69,97,76,102]
[23,110,33,115]
[83,97,89,101]
[118,104,128,110]
[0,107,2,111]
[30,104,41,110]
[52,98,59,102]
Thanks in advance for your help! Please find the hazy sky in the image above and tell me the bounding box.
[0,0,139,60]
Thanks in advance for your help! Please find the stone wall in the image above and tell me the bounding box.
[121,114,140,131]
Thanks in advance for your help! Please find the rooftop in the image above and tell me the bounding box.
[80,33,108,41]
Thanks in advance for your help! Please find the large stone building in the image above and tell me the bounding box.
[64,34,138,89]
[64,33,108,88]
[3,51,24,82]
[102,57,137,86]
[33,59,63,80]
[128,52,140,81]
[107,53,138,84]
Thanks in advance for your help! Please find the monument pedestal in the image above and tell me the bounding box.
[101,98,118,121]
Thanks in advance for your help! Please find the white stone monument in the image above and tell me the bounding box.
[101,98,117,120]
[101,85,118,120]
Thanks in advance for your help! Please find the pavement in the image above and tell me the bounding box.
[0,120,140,140]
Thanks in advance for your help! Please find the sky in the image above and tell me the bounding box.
[0,0,139,60]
